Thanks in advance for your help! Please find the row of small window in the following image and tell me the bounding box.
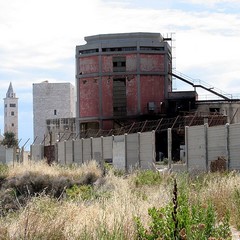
[5,111,15,116]
[5,103,16,108]
[79,46,165,55]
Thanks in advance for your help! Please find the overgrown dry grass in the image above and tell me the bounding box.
[0,161,239,239]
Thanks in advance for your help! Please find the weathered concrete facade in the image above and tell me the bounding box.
[196,101,240,124]
[76,32,172,134]
[4,83,18,139]
[46,117,76,144]
[33,81,75,144]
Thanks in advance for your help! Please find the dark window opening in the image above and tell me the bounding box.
[79,49,99,55]
[209,108,220,113]
[113,78,127,117]
[113,57,126,72]
[102,47,137,52]
[11,111,14,116]
[80,122,99,132]
[140,46,165,51]
[10,104,16,107]
[54,110,57,115]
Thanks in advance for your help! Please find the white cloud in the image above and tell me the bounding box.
[181,0,240,7]
[1,0,240,140]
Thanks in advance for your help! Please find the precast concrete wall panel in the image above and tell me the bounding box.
[229,124,240,170]
[65,141,73,164]
[103,136,113,161]
[6,148,14,165]
[82,138,92,163]
[113,135,125,170]
[126,133,139,170]
[208,126,226,163]
[58,141,65,164]
[92,137,102,164]
[74,139,83,164]
[187,125,206,171]
[31,144,44,161]
[139,131,155,169]
[0,146,6,164]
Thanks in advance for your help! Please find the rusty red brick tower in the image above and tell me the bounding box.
[75,32,172,134]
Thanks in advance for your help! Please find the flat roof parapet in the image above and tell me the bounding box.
[84,32,163,44]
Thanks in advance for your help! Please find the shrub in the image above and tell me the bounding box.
[233,188,240,230]
[134,178,232,240]
[66,184,93,201]
[134,170,163,187]
[0,164,8,183]
[66,184,111,201]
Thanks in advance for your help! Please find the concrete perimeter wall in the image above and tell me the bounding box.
[0,146,15,165]
[185,123,240,172]
[31,123,240,172]
[31,131,156,170]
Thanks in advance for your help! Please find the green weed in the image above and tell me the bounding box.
[134,178,232,240]
[134,170,163,187]
[66,184,110,201]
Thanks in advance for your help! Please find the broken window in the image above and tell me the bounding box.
[112,56,126,72]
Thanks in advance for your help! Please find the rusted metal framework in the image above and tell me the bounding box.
[78,113,227,139]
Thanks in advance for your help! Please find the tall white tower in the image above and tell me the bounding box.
[4,82,18,139]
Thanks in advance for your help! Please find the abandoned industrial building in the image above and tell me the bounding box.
[76,32,173,132]
[31,32,240,165]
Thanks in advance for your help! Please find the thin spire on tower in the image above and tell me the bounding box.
[6,82,15,98]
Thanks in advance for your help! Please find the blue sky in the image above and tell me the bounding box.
[0,0,240,150]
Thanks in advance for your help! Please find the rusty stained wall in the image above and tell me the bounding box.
[79,77,99,117]
[102,120,114,130]
[78,52,166,124]
[79,56,99,74]
[102,75,138,116]
[126,54,137,72]
[140,54,164,72]
[126,76,138,115]
[140,75,165,114]
[102,54,137,72]
[102,76,113,116]
[102,55,112,72]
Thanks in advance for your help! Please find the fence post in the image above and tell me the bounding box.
[125,133,128,172]
[185,126,189,171]
[64,140,66,165]
[101,136,104,170]
[90,137,93,160]
[81,138,84,164]
[138,132,141,168]
[152,130,156,164]
[225,123,230,170]
[168,128,172,169]
[72,139,75,163]
[204,123,208,172]
[55,143,58,164]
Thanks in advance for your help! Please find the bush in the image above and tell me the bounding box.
[134,170,163,187]
[66,184,93,201]
[135,179,232,240]
[66,183,111,201]
[233,188,240,230]
[0,164,8,183]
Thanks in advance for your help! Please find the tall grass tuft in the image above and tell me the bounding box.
[0,161,239,239]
